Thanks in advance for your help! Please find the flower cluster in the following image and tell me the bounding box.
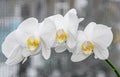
[2,9,113,65]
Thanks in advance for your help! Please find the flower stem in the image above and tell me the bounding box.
[105,59,120,77]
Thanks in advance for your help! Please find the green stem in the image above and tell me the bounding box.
[105,59,120,77]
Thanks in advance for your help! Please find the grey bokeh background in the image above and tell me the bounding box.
[0,0,120,77]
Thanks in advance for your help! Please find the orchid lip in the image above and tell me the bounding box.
[27,37,40,51]
[56,29,67,43]
[81,41,94,54]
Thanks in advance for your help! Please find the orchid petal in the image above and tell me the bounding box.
[77,31,87,45]
[41,39,51,60]
[71,43,90,62]
[71,31,90,62]
[38,18,56,48]
[84,22,96,38]
[2,30,19,58]
[15,30,28,47]
[55,43,66,53]
[48,14,65,30]
[6,55,23,65]
[31,46,41,55]
[22,48,31,57]
[92,24,113,47]
[94,43,109,60]
[66,32,76,49]
[5,46,23,65]
[64,9,84,36]
[18,17,38,35]
[84,22,113,47]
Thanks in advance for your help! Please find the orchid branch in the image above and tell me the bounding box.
[105,59,120,77]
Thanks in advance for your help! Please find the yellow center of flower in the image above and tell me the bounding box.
[81,41,94,54]
[27,38,40,51]
[56,29,67,43]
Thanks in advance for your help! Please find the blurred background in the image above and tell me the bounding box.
[0,0,120,77]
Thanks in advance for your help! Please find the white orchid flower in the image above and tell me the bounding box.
[48,9,84,53]
[2,17,56,65]
[2,18,39,65]
[35,18,56,60]
[71,22,113,62]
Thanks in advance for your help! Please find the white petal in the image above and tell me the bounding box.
[31,45,41,56]
[64,9,77,17]
[18,17,38,35]
[41,39,51,60]
[84,22,113,47]
[71,53,89,62]
[55,43,66,53]
[47,14,66,30]
[71,31,90,62]
[77,31,87,44]
[2,30,19,58]
[22,45,41,57]
[71,43,90,62]
[94,43,109,60]
[38,18,56,47]
[6,55,23,65]
[16,18,39,47]
[7,45,20,59]
[67,45,76,53]
[66,31,76,49]
[5,47,24,65]
[92,24,113,47]
[15,29,28,47]
[22,48,31,57]
[84,22,96,37]
[64,9,84,36]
